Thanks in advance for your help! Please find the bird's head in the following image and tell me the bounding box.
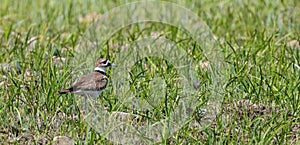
[94,58,116,73]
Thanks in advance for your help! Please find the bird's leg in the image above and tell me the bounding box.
[84,95,87,111]
[94,96,97,105]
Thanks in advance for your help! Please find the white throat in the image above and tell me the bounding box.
[94,67,106,73]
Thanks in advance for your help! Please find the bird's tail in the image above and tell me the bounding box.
[58,89,71,94]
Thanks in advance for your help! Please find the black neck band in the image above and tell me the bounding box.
[94,70,107,76]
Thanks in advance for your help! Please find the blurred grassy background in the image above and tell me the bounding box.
[0,0,299,144]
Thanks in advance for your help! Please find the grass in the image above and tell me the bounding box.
[0,0,299,144]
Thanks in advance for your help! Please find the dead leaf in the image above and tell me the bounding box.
[287,40,300,49]
[79,12,101,23]
[200,61,210,69]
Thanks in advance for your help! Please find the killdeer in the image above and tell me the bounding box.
[59,58,115,99]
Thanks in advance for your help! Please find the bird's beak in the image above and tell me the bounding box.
[111,63,116,67]
[108,61,116,67]
[107,60,116,67]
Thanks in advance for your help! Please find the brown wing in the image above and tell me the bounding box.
[71,72,108,91]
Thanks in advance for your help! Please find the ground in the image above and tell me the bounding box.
[0,0,299,144]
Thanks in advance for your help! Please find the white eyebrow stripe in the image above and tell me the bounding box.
[106,60,110,65]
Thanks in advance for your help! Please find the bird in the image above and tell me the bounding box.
[59,58,116,100]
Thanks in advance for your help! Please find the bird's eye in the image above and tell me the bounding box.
[101,60,107,64]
